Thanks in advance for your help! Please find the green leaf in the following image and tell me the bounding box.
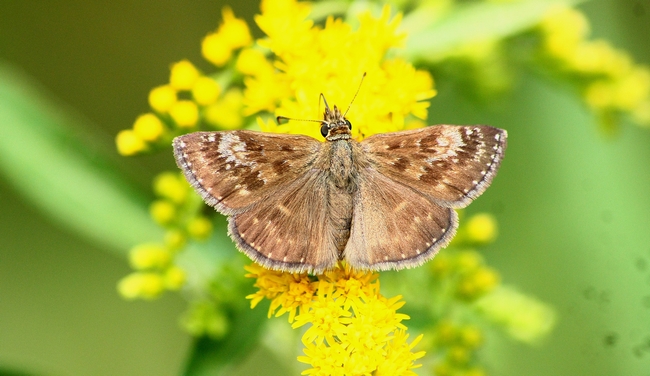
[182,304,267,376]
[0,62,162,255]
[403,0,585,62]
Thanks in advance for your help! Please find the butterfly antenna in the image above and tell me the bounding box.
[343,72,367,117]
[276,115,322,125]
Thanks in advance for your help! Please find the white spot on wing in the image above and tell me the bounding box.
[278,204,291,215]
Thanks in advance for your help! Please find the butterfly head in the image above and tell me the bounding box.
[320,105,352,141]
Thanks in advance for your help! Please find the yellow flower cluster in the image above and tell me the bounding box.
[431,321,486,376]
[539,5,650,127]
[116,59,223,155]
[245,263,425,375]
[117,0,435,155]
[118,171,213,299]
[248,1,435,140]
[430,249,501,301]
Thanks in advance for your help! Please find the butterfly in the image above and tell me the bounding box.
[173,103,507,273]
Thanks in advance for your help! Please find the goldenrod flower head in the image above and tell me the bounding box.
[458,325,483,349]
[133,113,165,142]
[192,76,221,106]
[632,99,650,125]
[170,59,200,90]
[584,80,613,109]
[202,7,252,66]
[246,1,434,140]
[148,84,177,113]
[455,250,484,273]
[150,199,176,225]
[164,265,187,290]
[236,48,274,76]
[164,228,187,250]
[255,0,314,58]
[115,129,146,156]
[540,5,589,59]
[375,331,425,376]
[205,88,246,129]
[247,262,424,374]
[465,213,498,244]
[202,33,233,67]
[245,262,317,322]
[153,172,188,204]
[612,67,650,111]
[118,272,165,300]
[219,6,253,49]
[169,100,199,128]
[129,243,171,270]
[568,40,631,76]
[186,216,213,240]
[456,266,500,300]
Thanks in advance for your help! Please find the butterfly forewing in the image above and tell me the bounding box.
[344,169,458,270]
[361,125,507,208]
[173,131,321,214]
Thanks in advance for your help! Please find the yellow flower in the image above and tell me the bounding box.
[150,199,176,225]
[186,216,213,240]
[115,129,146,156]
[465,213,498,244]
[246,1,434,141]
[129,243,171,270]
[205,88,246,129]
[219,6,252,49]
[153,172,188,204]
[118,272,165,300]
[202,32,233,67]
[163,265,187,290]
[148,85,177,113]
[169,100,199,128]
[192,76,221,106]
[236,47,274,76]
[247,263,424,375]
[170,59,200,90]
[245,263,317,322]
[202,7,252,66]
[133,113,164,142]
[540,5,589,59]
[255,0,314,59]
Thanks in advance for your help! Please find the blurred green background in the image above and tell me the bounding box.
[1,1,650,375]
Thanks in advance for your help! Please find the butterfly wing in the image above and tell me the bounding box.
[173,131,322,214]
[174,131,339,273]
[361,125,507,208]
[344,168,458,270]
[229,169,339,273]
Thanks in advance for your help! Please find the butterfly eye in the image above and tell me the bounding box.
[320,123,329,137]
[345,119,352,130]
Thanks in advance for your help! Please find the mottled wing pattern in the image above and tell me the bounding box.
[173,131,321,214]
[361,125,507,208]
[344,169,458,270]
[229,170,339,273]
[174,130,338,273]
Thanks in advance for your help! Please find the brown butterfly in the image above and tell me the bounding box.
[173,103,507,273]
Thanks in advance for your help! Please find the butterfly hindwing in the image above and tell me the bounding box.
[344,168,458,270]
[229,169,340,273]
[361,125,507,208]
